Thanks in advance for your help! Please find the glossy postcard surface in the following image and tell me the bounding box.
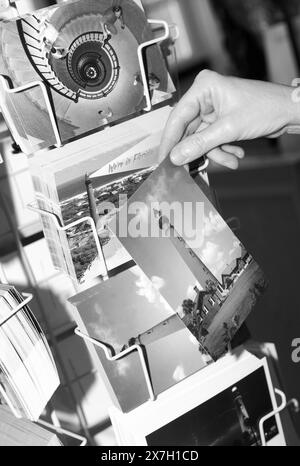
[70,265,210,412]
[111,158,267,360]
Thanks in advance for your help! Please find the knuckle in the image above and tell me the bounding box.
[195,69,217,83]
[193,132,206,151]
[222,118,235,139]
[168,114,182,130]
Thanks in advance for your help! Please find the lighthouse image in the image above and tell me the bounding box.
[153,208,221,290]
[152,209,225,344]
[231,386,260,446]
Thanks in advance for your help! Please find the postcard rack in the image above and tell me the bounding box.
[0,19,176,154]
[0,289,87,446]
[0,292,292,446]
[1,9,290,447]
[27,153,210,410]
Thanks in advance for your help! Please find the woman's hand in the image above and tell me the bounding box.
[159,70,300,169]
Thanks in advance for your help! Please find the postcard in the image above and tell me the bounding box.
[0,0,175,153]
[89,132,164,178]
[146,366,279,446]
[69,265,211,413]
[111,157,268,360]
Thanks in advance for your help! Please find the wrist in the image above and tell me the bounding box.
[286,85,300,130]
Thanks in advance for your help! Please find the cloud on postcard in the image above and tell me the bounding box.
[187,284,197,300]
[229,240,241,258]
[145,166,181,206]
[204,211,227,238]
[89,304,132,378]
[88,303,123,352]
[173,365,186,382]
[131,267,172,313]
[115,358,131,378]
[202,241,226,276]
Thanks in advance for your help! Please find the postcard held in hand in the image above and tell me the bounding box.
[111,157,268,360]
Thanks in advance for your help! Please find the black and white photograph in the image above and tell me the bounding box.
[1,0,300,450]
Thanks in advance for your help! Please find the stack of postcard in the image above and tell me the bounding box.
[29,105,173,285]
[0,284,60,421]
[0,0,175,154]
[69,156,267,412]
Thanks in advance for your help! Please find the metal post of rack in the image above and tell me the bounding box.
[74,327,155,403]
[259,388,287,447]
[138,19,171,112]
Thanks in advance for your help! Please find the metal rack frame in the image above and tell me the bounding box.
[259,388,287,447]
[27,203,108,279]
[0,292,33,328]
[138,19,170,112]
[75,327,155,403]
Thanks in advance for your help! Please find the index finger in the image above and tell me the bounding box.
[159,86,201,161]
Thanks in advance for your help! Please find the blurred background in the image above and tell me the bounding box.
[1,0,300,445]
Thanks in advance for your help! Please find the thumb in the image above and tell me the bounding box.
[170,120,233,166]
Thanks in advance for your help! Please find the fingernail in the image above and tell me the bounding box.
[224,160,238,169]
